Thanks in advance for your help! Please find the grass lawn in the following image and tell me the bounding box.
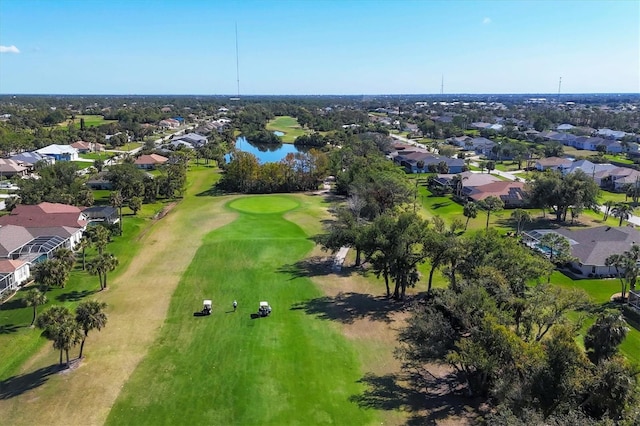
[106,194,374,425]
[551,271,640,364]
[79,152,115,161]
[494,161,522,172]
[116,142,143,152]
[266,116,308,143]
[59,114,118,129]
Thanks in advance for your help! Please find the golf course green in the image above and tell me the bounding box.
[106,195,374,425]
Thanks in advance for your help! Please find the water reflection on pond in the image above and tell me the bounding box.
[233,136,308,163]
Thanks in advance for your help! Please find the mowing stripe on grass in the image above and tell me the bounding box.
[106,196,374,425]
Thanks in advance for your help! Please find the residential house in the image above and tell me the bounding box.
[600,167,640,191]
[85,171,113,190]
[448,135,473,148]
[165,140,195,150]
[9,152,52,168]
[82,206,119,224]
[561,159,618,185]
[534,157,573,172]
[134,154,169,170]
[173,133,208,147]
[70,140,105,153]
[599,139,623,154]
[393,149,464,174]
[0,258,30,297]
[0,203,88,296]
[556,123,575,131]
[433,171,500,191]
[597,128,626,140]
[35,144,79,161]
[0,202,87,250]
[524,129,541,141]
[523,226,640,277]
[159,118,180,129]
[467,137,496,156]
[0,159,28,178]
[464,181,527,207]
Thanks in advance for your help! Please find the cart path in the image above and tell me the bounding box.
[0,174,239,426]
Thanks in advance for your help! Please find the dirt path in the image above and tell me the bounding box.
[0,173,238,425]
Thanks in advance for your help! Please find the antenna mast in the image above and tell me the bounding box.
[557,76,562,101]
[235,23,240,98]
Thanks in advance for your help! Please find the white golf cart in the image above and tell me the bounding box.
[202,299,212,315]
[258,301,272,317]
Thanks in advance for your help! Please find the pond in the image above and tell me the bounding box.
[273,131,285,137]
[232,136,305,163]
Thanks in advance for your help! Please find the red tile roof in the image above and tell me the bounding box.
[0,259,27,273]
[134,154,168,165]
[468,181,527,202]
[0,203,86,228]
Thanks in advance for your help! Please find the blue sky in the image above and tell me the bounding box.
[0,0,638,95]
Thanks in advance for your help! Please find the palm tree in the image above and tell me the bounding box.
[450,174,467,198]
[75,300,108,358]
[24,288,47,326]
[109,191,124,235]
[478,196,504,230]
[37,306,82,367]
[625,181,640,204]
[611,203,634,226]
[53,247,76,271]
[539,232,572,264]
[602,200,614,221]
[87,253,119,291]
[86,225,111,255]
[31,258,70,291]
[584,311,629,364]
[76,236,91,270]
[606,244,640,299]
[510,209,532,235]
[4,195,19,212]
[462,202,478,230]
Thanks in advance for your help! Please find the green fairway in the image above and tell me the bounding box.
[106,195,374,425]
[60,114,117,129]
[266,116,308,143]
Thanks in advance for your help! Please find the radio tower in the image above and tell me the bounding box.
[231,23,240,100]
[557,76,562,102]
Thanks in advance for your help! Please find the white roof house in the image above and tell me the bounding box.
[34,144,79,161]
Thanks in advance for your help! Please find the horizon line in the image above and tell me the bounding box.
[1,92,639,97]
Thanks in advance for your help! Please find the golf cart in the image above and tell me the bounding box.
[257,301,272,317]
[201,299,212,315]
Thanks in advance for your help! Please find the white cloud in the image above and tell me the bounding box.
[482,17,491,25]
[0,45,20,53]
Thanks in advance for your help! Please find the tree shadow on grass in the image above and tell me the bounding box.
[350,371,484,425]
[431,202,452,210]
[0,297,26,311]
[195,185,226,197]
[0,364,61,400]
[0,323,21,334]
[56,289,97,303]
[290,292,404,324]
[278,256,356,279]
